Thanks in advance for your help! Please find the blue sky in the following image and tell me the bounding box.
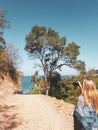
[0,0,98,76]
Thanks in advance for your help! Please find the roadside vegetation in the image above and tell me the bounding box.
[0,10,22,88]
[31,69,98,104]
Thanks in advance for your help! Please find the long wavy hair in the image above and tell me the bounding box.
[81,79,98,113]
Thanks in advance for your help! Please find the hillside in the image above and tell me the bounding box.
[0,76,16,97]
[0,78,75,130]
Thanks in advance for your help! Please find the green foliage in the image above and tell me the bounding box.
[30,87,41,94]
[0,10,9,32]
[85,69,96,78]
[0,10,22,89]
[0,44,22,87]
[31,71,40,86]
[9,68,23,88]
[49,71,61,96]
[57,76,81,104]
[49,72,85,104]
[0,50,8,73]
[0,10,9,51]
[0,9,10,74]
[25,25,85,94]
[92,76,98,89]
[84,69,98,89]
[50,69,98,104]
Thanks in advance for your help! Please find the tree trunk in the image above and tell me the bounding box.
[44,74,50,95]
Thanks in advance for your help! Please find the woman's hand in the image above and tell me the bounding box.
[77,81,83,93]
[77,81,82,89]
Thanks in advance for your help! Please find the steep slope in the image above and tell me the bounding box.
[0,77,16,97]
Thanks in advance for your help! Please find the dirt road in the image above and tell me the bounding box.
[0,94,74,130]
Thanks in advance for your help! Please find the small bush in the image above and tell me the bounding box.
[30,87,41,94]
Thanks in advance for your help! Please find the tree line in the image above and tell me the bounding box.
[0,10,22,88]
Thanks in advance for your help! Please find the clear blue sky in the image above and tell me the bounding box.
[0,0,98,76]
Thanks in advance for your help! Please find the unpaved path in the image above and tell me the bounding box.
[0,94,74,130]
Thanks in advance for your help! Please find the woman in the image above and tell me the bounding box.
[74,79,98,130]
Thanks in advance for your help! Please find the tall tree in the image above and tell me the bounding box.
[0,10,22,87]
[6,42,22,69]
[0,9,9,75]
[0,10,9,50]
[31,71,40,87]
[25,25,85,95]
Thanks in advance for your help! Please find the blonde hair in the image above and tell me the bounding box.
[81,79,98,112]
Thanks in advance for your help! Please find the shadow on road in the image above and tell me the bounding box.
[0,105,22,130]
